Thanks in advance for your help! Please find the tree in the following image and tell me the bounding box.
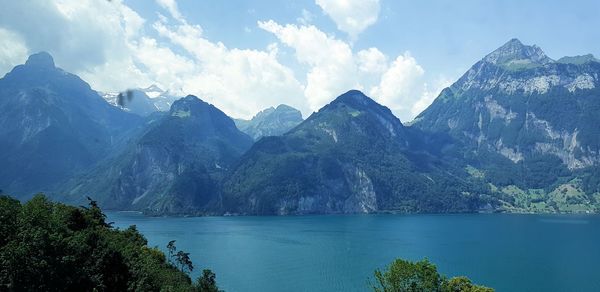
[176,250,194,274]
[0,194,211,291]
[166,240,194,274]
[372,258,442,292]
[371,258,493,292]
[442,277,494,292]
[0,196,20,246]
[195,269,221,292]
[167,240,177,260]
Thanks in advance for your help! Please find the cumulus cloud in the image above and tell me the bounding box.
[152,18,306,118]
[259,19,438,122]
[370,53,425,119]
[0,0,444,121]
[0,0,307,119]
[315,0,380,40]
[411,77,453,118]
[0,0,149,90]
[0,28,28,76]
[357,47,387,74]
[258,20,359,111]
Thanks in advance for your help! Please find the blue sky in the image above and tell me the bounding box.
[1,0,599,121]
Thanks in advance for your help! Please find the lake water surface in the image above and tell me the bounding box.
[107,212,600,292]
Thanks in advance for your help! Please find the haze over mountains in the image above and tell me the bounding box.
[2,39,600,214]
[0,52,142,199]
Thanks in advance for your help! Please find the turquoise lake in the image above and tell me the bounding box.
[107,212,600,292]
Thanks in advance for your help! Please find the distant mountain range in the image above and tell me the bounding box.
[234,104,303,140]
[2,39,600,214]
[101,85,179,116]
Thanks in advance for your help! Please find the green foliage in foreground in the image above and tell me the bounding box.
[372,258,493,292]
[0,194,221,291]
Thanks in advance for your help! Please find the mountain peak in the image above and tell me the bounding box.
[25,52,55,68]
[314,90,404,135]
[483,38,553,67]
[144,84,164,93]
[173,95,207,107]
[169,95,213,118]
[275,104,299,112]
[331,90,374,107]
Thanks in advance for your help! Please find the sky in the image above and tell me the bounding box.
[1,0,599,121]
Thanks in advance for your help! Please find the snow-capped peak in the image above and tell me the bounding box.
[141,84,165,99]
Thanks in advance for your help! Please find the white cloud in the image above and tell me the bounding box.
[0,0,444,121]
[155,0,184,23]
[370,53,425,120]
[258,20,360,111]
[152,18,306,118]
[0,0,308,119]
[411,76,452,118]
[315,0,380,40]
[0,28,28,76]
[258,20,440,121]
[297,9,315,25]
[0,0,150,90]
[357,47,387,74]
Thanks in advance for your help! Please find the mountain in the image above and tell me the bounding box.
[557,54,600,65]
[60,95,254,214]
[414,39,600,213]
[220,90,492,215]
[101,90,158,117]
[140,84,179,111]
[101,85,180,116]
[234,104,303,140]
[0,52,141,198]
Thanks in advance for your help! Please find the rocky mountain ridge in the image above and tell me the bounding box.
[2,42,600,215]
[234,104,303,140]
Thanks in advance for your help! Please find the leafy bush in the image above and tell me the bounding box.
[371,258,493,292]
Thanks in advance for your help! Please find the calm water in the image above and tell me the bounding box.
[107,212,600,292]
